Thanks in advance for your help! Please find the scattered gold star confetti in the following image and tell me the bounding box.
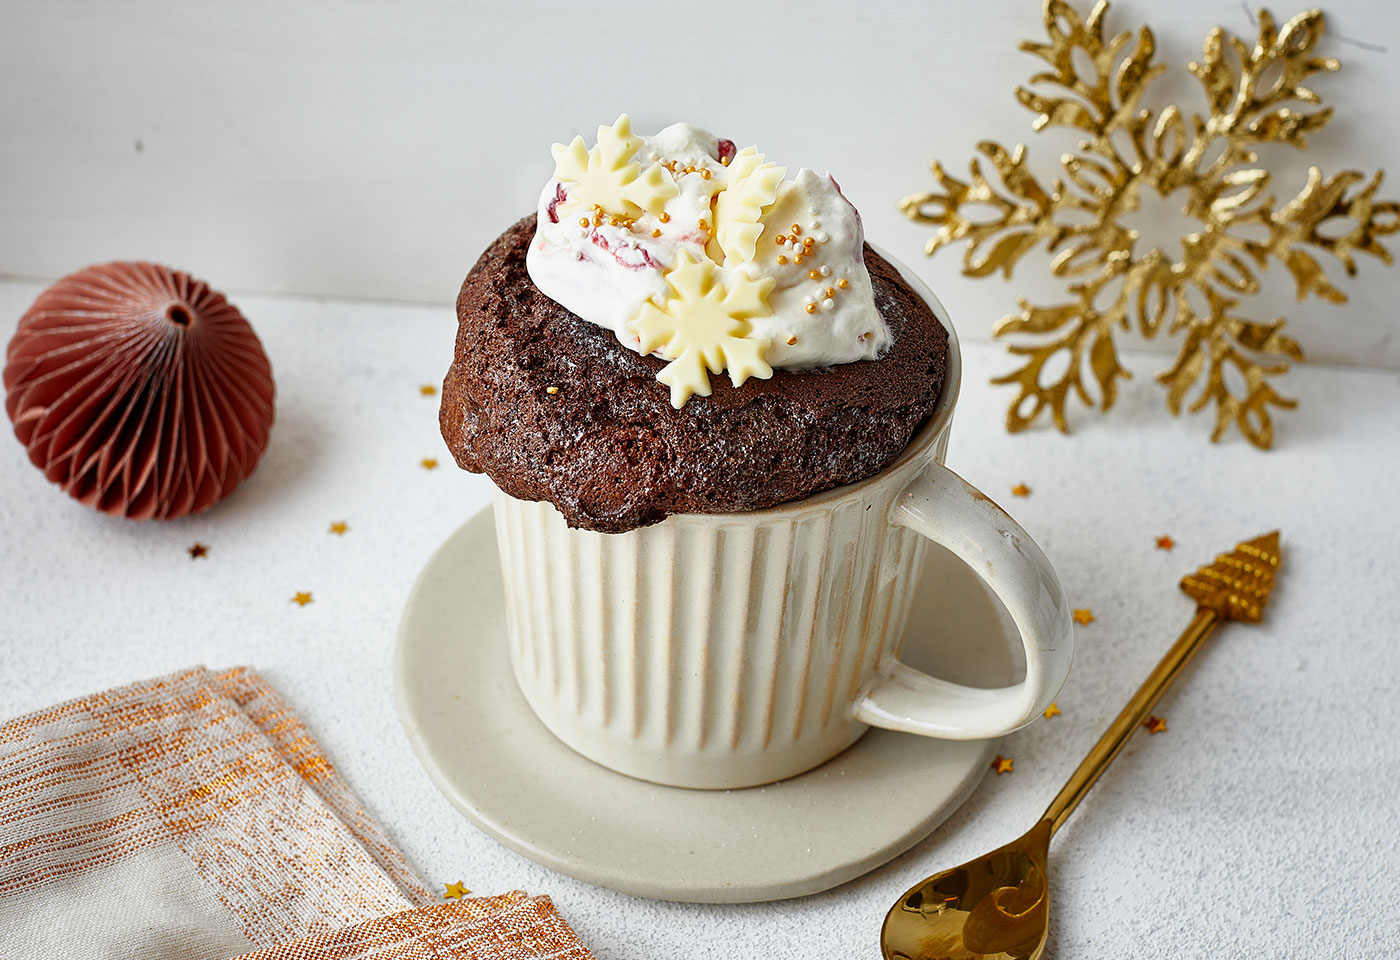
[1043,702,1061,719]
[1144,715,1168,735]
[1156,535,1176,551]
[1011,483,1031,497]
[291,591,313,607]
[419,384,437,396]
[443,881,469,899]
[991,754,1014,775]
[187,543,208,559]
[329,522,349,536]
[1072,608,1095,625]
[420,458,438,470]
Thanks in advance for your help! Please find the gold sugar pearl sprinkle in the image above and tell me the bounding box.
[652,228,662,238]
[721,155,730,165]
[790,224,802,235]
[658,211,670,223]
[700,168,712,180]
[805,302,817,314]
[824,287,836,298]
[546,386,559,395]
[793,254,804,264]
[776,255,788,264]
[786,335,798,345]
[776,235,788,245]
[578,217,590,228]
[698,218,709,231]
[808,270,821,280]
[837,278,849,288]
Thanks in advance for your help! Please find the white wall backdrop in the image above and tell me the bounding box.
[2,0,1397,366]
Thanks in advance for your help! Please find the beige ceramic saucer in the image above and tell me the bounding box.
[394,506,1015,903]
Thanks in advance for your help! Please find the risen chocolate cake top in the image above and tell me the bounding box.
[439,216,948,533]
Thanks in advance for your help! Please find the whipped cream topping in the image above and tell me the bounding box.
[527,120,889,382]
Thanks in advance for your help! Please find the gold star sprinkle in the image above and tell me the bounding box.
[1072,608,1095,625]
[1043,702,1061,719]
[187,543,208,559]
[1144,715,1168,735]
[1156,535,1176,551]
[1011,483,1031,497]
[991,755,1014,775]
[421,458,438,470]
[444,881,469,899]
[291,591,313,607]
[420,384,437,396]
[329,522,349,536]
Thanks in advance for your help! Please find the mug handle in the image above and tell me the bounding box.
[853,459,1073,740]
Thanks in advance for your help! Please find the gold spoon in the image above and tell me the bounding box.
[881,531,1282,960]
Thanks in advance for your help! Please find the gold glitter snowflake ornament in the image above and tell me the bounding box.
[631,253,775,408]
[901,2,1397,448]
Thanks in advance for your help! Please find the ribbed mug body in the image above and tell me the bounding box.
[491,426,952,789]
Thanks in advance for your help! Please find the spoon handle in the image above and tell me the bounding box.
[1040,607,1219,835]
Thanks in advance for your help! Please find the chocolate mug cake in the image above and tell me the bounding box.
[433,117,1071,790]
[440,116,948,532]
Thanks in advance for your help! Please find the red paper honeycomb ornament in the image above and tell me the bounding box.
[5,262,275,519]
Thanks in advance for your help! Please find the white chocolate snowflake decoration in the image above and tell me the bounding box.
[529,118,888,404]
[709,146,786,265]
[551,114,678,219]
[631,252,775,407]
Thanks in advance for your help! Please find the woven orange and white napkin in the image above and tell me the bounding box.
[0,666,592,959]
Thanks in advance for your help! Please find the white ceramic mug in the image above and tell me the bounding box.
[489,251,1073,789]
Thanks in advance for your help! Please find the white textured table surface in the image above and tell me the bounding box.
[2,278,1398,959]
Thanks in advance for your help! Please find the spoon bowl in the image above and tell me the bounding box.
[882,819,1051,960]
